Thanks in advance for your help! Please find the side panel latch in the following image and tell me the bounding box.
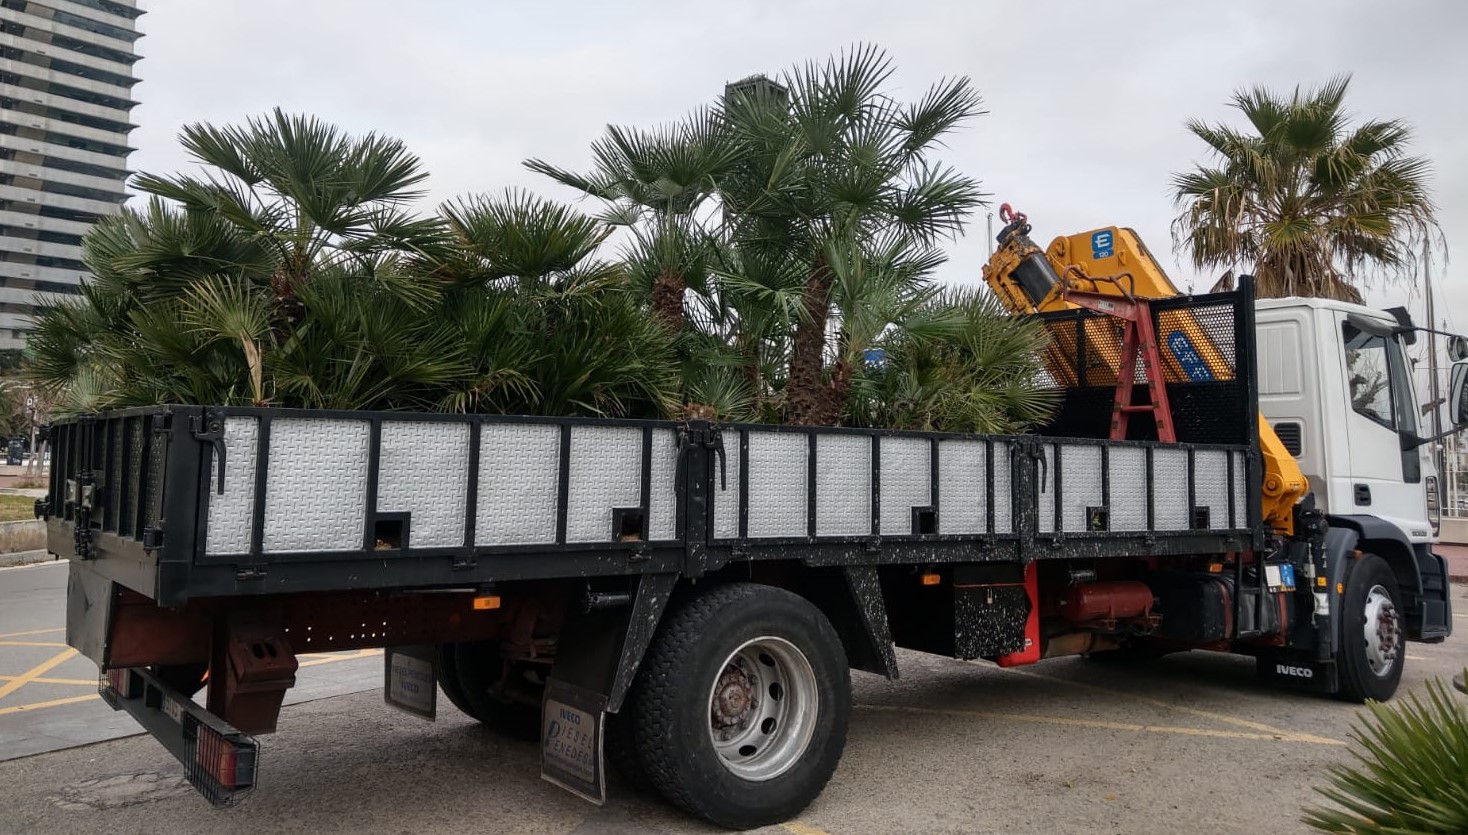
[191,411,227,495]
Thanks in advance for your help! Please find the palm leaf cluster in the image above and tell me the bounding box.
[27,111,678,419]
[1303,678,1468,833]
[28,48,1056,433]
[1172,75,1440,303]
[534,45,1055,429]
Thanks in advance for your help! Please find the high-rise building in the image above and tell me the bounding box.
[0,0,141,349]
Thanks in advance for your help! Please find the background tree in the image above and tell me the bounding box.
[1172,75,1440,302]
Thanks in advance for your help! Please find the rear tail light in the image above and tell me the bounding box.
[186,718,256,806]
[100,667,137,708]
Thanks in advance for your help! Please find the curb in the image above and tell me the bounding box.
[0,549,54,568]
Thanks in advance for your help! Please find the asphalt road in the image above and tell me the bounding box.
[0,560,381,762]
[0,567,1464,835]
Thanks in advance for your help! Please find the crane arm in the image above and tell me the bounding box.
[982,205,1307,534]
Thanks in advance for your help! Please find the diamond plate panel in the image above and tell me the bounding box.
[1233,450,1248,528]
[747,432,807,538]
[376,421,470,548]
[880,437,930,535]
[476,423,560,546]
[1151,447,1189,530]
[145,421,166,528]
[567,426,642,543]
[1109,446,1148,531]
[992,441,1012,534]
[204,417,259,556]
[647,429,679,541]
[122,417,142,537]
[713,430,743,539]
[262,418,370,553]
[1195,449,1229,530]
[1060,444,1104,532]
[1037,444,1055,533]
[938,440,986,535]
[816,434,871,537]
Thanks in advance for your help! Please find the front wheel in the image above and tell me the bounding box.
[1336,554,1405,703]
[624,583,850,830]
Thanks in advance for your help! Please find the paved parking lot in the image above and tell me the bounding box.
[0,575,1463,835]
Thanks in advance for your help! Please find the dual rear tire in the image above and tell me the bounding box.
[440,583,852,831]
[614,583,851,830]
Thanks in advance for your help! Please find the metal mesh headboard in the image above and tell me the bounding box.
[1031,282,1258,447]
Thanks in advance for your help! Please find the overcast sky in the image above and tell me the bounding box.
[124,0,1466,344]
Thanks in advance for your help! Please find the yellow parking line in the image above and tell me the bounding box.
[0,627,64,640]
[783,822,835,835]
[0,675,95,686]
[0,648,78,701]
[997,666,1340,746]
[0,693,99,716]
[298,649,382,668]
[857,703,1344,745]
[0,640,69,648]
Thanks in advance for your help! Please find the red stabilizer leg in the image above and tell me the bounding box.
[995,562,1040,667]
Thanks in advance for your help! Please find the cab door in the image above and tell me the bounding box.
[1336,315,1431,540]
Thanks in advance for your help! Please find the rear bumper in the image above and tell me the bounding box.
[101,666,259,806]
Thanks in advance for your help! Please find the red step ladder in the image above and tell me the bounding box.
[1059,271,1176,443]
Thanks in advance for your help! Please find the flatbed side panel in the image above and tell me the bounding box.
[710,424,1252,560]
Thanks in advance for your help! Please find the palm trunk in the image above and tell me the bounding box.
[787,257,833,425]
[651,267,687,334]
[821,354,853,425]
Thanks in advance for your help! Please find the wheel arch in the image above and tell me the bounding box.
[701,563,899,681]
[1327,515,1424,639]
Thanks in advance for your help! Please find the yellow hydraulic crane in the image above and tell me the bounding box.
[981,205,1307,534]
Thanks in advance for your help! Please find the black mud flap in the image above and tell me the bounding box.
[540,678,607,805]
[1256,651,1338,694]
[383,645,437,720]
[1417,549,1453,642]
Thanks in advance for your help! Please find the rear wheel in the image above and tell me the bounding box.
[1336,555,1404,703]
[624,583,850,830]
[436,641,543,740]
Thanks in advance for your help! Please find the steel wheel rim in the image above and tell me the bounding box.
[1362,584,1400,678]
[706,636,818,782]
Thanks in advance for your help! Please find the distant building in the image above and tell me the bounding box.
[0,0,142,349]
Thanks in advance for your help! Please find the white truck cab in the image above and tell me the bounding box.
[1255,297,1456,640]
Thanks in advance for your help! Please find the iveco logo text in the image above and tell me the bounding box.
[1275,664,1314,679]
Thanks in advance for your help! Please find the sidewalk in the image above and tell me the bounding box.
[1439,542,1468,583]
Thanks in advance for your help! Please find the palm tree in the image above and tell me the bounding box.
[719,45,987,424]
[1303,678,1468,833]
[525,110,738,335]
[1172,75,1440,302]
[27,114,679,420]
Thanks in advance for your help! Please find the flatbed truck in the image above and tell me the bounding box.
[41,220,1468,830]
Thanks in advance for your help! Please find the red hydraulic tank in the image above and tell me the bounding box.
[1055,581,1154,623]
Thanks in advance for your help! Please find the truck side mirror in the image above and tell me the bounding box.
[1453,361,1468,427]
